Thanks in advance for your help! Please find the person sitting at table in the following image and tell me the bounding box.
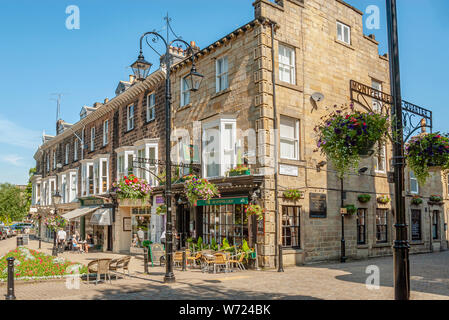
[132,234,138,247]
[72,237,84,253]
[84,234,94,253]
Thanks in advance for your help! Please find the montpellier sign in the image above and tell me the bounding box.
[195,197,249,207]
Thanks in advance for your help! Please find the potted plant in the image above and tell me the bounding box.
[429,195,443,204]
[377,195,391,204]
[315,104,389,178]
[344,204,357,215]
[184,175,220,206]
[111,174,152,203]
[283,189,303,201]
[245,204,264,221]
[411,196,423,205]
[405,132,449,185]
[155,205,167,216]
[228,165,251,177]
[357,194,371,203]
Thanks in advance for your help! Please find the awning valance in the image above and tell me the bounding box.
[90,208,113,226]
[62,206,99,221]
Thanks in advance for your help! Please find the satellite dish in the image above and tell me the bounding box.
[311,92,325,102]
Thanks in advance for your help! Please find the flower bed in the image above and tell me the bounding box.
[315,104,389,177]
[405,132,449,185]
[112,174,152,203]
[0,247,87,282]
[184,175,220,206]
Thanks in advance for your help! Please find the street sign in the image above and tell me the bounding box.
[195,197,249,207]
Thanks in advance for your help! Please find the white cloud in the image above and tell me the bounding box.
[0,115,41,150]
[0,154,24,167]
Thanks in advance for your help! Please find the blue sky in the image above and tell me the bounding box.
[0,0,447,185]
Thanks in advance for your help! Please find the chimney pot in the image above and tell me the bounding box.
[104,98,109,104]
[129,75,136,83]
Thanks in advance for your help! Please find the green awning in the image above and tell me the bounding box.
[195,197,248,207]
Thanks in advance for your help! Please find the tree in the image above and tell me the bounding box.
[0,183,27,224]
[25,168,36,214]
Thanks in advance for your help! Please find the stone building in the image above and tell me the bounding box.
[30,0,447,266]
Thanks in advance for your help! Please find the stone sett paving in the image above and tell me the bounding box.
[1,237,448,300]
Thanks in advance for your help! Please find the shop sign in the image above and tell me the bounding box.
[196,197,249,207]
[310,193,327,218]
[155,196,165,204]
[80,198,104,207]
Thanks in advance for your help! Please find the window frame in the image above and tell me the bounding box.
[146,93,156,122]
[357,208,367,245]
[103,120,109,146]
[90,127,95,152]
[375,209,388,243]
[181,76,191,107]
[280,115,300,161]
[278,44,296,85]
[215,56,229,93]
[281,206,301,248]
[337,21,351,45]
[410,171,419,194]
[65,144,69,165]
[74,139,78,162]
[127,104,135,131]
[411,209,422,241]
[432,211,440,240]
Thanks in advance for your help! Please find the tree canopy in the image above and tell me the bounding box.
[0,183,27,224]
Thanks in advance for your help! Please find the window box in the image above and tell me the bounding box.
[229,169,251,177]
[357,194,371,203]
[377,195,391,204]
[411,196,423,206]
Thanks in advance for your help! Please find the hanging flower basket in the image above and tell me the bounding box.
[411,196,423,206]
[429,195,443,204]
[357,194,371,203]
[112,174,152,203]
[43,214,67,232]
[228,165,251,177]
[245,204,264,221]
[377,195,391,204]
[155,205,167,216]
[405,132,449,185]
[184,175,220,206]
[315,104,389,178]
[344,204,357,215]
[283,189,303,201]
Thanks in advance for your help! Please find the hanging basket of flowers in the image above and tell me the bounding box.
[344,204,357,215]
[377,195,391,204]
[315,104,389,178]
[43,214,67,232]
[111,174,152,203]
[283,189,303,201]
[357,194,372,203]
[405,132,449,185]
[411,196,423,206]
[155,205,167,216]
[184,175,220,206]
[245,204,264,221]
[429,195,443,204]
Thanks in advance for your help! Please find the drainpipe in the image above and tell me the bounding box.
[268,20,283,272]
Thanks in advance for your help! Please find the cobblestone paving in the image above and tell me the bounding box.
[1,237,448,300]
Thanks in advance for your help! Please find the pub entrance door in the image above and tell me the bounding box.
[176,204,190,250]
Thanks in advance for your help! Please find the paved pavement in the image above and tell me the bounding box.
[1,237,448,300]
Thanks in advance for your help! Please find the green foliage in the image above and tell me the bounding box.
[411,196,423,205]
[222,238,231,251]
[210,238,218,251]
[429,195,443,203]
[184,175,220,206]
[0,183,28,224]
[344,204,357,215]
[245,204,264,221]
[405,132,449,185]
[155,205,167,216]
[315,104,389,178]
[195,236,203,251]
[377,195,391,204]
[43,214,67,232]
[283,189,303,201]
[357,194,371,203]
[111,174,152,203]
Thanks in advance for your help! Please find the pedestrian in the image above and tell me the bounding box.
[137,228,145,247]
[57,228,67,252]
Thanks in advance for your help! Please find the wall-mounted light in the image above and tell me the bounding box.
[358,167,369,174]
[316,161,327,172]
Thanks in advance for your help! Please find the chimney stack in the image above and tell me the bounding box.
[104,98,109,104]
[129,75,136,83]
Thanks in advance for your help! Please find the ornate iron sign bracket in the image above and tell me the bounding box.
[350,80,433,143]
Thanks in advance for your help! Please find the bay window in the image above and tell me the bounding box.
[202,117,236,178]
[69,172,77,202]
[280,116,300,160]
[133,140,159,186]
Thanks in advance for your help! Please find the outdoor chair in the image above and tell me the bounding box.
[72,241,83,254]
[229,252,246,271]
[187,252,202,268]
[87,259,112,285]
[200,253,215,273]
[213,253,230,273]
[173,251,183,267]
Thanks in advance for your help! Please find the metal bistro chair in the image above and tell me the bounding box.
[87,259,112,285]
[173,251,183,268]
[109,256,132,279]
[229,252,246,271]
[200,253,215,273]
[213,253,230,274]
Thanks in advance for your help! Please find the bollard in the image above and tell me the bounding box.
[16,236,23,247]
[278,244,284,272]
[182,250,187,271]
[5,258,16,300]
[143,247,149,274]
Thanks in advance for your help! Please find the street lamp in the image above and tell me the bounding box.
[51,191,62,256]
[132,17,203,284]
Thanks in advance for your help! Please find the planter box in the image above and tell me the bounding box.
[229,170,251,177]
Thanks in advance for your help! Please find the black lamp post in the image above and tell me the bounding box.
[386,0,410,300]
[340,178,346,263]
[131,18,203,284]
[52,191,62,256]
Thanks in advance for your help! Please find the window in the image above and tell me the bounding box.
[46,154,50,172]
[410,171,419,194]
[280,116,300,160]
[181,77,190,107]
[432,211,440,240]
[65,144,69,165]
[103,120,109,146]
[337,21,351,45]
[202,118,237,178]
[61,175,67,204]
[101,159,108,193]
[127,104,135,131]
[117,155,125,180]
[146,93,155,122]
[282,206,300,248]
[53,151,56,169]
[411,209,422,241]
[278,44,295,84]
[90,127,95,152]
[136,148,146,180]
[372,80,382,113]
[127,154,134,176]
[216,57,229,92]
[88,164,94,195]
[357,208,367,245]
[147,146,158,186]
[375,143,386,173]
[376,209,388,243]
[74,139,78,161]
[70,173,77,202]
[94,161,99,194]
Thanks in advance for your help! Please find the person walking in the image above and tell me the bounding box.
[57,228,67,253]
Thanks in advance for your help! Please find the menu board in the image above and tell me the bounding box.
[309,193,327,218]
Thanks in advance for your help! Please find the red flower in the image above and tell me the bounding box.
[363,123,366,126]
[125,179,130,185]
[133,178,138,183]
[124,176,128,180]
[345,115,350,119]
